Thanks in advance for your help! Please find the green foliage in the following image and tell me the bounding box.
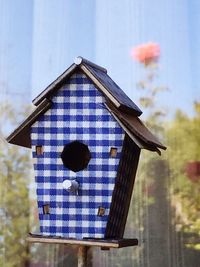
[167,105,200,178]
[0,103,32,267]
[167,102,200,246]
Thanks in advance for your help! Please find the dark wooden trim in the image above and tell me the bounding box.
[27,234,138,248]
[32,63,77,106]
[80,64,121,108]
[118,104,142,116]
[7,98,52,148]
[105,134,141,238]
[105,103,147,149]
[118,140,140,238]
[106,101,166,151]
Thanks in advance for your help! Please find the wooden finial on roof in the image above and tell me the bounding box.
[74,56,83,65]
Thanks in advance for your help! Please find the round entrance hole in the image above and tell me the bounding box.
[61,141,91,172]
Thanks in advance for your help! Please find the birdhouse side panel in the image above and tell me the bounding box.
[31,72,125,239]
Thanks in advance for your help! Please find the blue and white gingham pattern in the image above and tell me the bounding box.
[31,72,125,239]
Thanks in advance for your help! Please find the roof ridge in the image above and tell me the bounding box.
[32,57,142,116]
[74,56,107,73]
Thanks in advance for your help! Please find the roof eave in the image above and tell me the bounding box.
[105,102,166,152]
[7,98,52,148]
[32,63,77,106]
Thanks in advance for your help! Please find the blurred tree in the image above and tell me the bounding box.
[167,102,200,250]
[0,103,32,267]
[131,43,200,263]
[128,42,172,267]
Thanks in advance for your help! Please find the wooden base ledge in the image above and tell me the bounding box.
[27,234,138,249]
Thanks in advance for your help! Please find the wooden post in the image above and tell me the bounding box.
[78,246,88,267]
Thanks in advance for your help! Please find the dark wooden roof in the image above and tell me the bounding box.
[7,57,166,152]
[80,61,141,115]
[105,102,166,152]
[33,57,142,116]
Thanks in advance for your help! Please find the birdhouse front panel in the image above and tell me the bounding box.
[31,72,125,239]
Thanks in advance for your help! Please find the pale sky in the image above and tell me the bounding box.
[0,0,199,118]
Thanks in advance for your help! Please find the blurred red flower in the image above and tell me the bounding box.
[185,161,200,183]
[131,42,160,64]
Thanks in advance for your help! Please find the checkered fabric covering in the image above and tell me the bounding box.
[31,72,125,239]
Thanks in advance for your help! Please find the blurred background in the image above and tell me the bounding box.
[0,0,200,266]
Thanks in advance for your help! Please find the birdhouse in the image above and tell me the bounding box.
[7,57,166,242]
